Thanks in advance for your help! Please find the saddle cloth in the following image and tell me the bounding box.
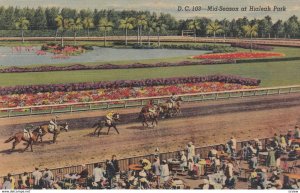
[106,119,112,125]
[23,131,32,140]
[48,124,56,132]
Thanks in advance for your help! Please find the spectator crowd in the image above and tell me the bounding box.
[1,126,299,189]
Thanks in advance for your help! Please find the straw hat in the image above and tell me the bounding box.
[139,171,147,177]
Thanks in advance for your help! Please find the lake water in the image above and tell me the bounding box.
[0,46,208,66]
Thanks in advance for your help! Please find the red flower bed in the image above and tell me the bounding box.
[192,52,285,59]
[0,82,258,108]
[0,75,260,95]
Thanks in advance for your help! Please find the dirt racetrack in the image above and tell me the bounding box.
[1,93,300,175]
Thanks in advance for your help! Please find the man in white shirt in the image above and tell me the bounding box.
[93,163,106,187]
[230,137,237,155]
[32,168,43,187]
[186,142,195,161]
[160,160,170,183]
[180,151,187,171]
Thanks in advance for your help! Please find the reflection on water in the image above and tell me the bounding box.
[0,46,208,66]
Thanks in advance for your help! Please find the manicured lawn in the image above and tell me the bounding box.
[1,59,300,87]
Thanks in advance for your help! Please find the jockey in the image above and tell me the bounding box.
[106,111,115,125]
[147,100,156,114]
[24,124,34,138]
[170,93,177,108]
[49,116,58,131]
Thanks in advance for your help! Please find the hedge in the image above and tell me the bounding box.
[0,60,235,73]
[236,57,300,64]
[230,43,273,51]
[132,43,237,53]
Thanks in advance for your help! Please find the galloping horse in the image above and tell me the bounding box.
[33,122,69,143]
[92,113,120,136]
[4,129,41,152]
[139,105,161,127]
[160,97,183,118]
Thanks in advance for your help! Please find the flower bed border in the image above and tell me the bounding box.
[0,60,235,73]
[0,75,260,95]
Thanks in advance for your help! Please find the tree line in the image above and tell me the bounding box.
[0,6,299,43]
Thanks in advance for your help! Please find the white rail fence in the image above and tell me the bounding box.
[1,85,300,118]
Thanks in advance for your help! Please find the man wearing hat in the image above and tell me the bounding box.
[179,151,187,172]
[160,160,169,183]
[229,137,237,156]
[32,168,42,188]
[186,142,195,161]
[294,125,300,139]
[254,139,263,157]
[152,157,161,188]
[286,129,293,146]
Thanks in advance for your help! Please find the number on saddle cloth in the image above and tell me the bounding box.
[48,124,56,132]
[23,129,31,140]
[106,119,112,126]
[168,102,173,109]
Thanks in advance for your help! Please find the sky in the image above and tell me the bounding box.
[0,0,299,20]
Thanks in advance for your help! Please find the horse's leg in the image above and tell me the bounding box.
[94,126,99,135]
[107,127,111,135]
[30,140,34,152]
[98,126,103,137]
[113,125,120,134]
[154,117,158,126]
[23,141,30,152]
[12,140,19,151]
[52,133,58,143]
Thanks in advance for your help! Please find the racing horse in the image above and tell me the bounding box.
[92,113,120,136]
[159,97,183,118]
[138,105,161,127]
[4,129,42,152]
[33,122,69,143]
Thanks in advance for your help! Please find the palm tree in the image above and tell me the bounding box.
[145,19,157,47]
[15,17,30,43]
[55,15,71,47]
[119,17,134,46]
[99,18,114,47]
[69,18,83,45]
[206,21,224,46]
[242,24,258,52]
[187,19,200,42]
[136,15,147,45]
[154,20,167,47]
[82,17,94,38]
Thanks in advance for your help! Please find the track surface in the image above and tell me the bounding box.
[1,93,300,175]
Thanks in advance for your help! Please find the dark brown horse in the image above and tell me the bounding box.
[4,130,41,152]
[92,113,120,136]
[139,105,161,127]
[33,122,69,143]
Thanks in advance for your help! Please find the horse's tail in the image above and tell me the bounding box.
[4,136,14,143]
